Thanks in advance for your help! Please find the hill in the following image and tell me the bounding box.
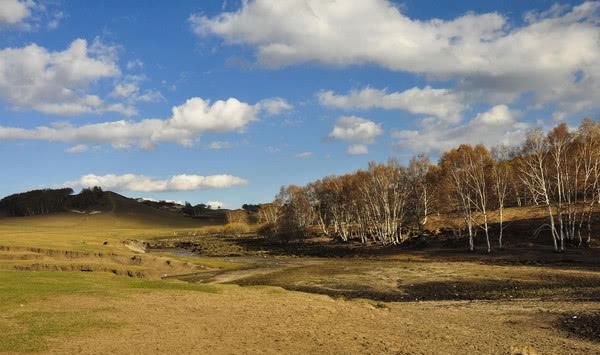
[0,188,227,225]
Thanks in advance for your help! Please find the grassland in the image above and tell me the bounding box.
[0,204,599,354]
[0,271,217,352]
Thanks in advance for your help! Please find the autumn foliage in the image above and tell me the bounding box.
[269,119,600,252]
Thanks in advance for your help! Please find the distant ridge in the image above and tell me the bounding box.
[0,188,226,225]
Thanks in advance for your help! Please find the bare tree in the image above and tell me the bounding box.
[575,119,600,245]
[440,147,477,251]
[492,145,512,249]
[408,154,435,237]
[267,118,598,251]
[258,202,281,224]
[519,129,560,251]
[463,145,494,253]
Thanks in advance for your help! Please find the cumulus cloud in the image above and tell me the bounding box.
[0,0,32,26]
[474,104,515,125]
[0,1,63,30]
[392,105,529,152]
[194,1,600,119]
[0,96,286,149]
[256,97,293,115]
[111,77,164,104]
[347,144,369,155]
[66,173,248,192]
[329,116,383,144]
[319,86,464,123]
[0,38,136,115]
[329,116,383,155]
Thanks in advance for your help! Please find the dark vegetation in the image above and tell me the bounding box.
[181,202,209,216]
[0,187,231,223]
[138,199,184,213]
[0,187,106,217]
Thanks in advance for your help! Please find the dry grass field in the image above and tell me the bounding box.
[0,204,598,354]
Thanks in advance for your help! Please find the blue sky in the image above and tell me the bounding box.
[0,0,598,208]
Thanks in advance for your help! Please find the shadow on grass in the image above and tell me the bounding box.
[236,277,600,303]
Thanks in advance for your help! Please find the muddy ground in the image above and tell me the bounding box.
[135,232,600,354]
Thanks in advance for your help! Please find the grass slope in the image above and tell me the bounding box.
[0,191,219,252]
[0,194,246,278]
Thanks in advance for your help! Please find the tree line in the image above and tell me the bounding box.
[0,187,104,217]
[261,119,599,252]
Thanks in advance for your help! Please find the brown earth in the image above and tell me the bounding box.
[41,288,600,355]
[1,206,599,354]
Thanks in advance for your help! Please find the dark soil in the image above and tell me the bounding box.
[235,271,600,302]
[559,311,600,343]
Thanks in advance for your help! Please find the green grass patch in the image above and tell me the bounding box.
[0,271,220,352]
[0,310,119,353]
[0,271,219,310]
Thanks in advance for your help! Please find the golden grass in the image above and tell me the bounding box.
[0,212,255,277]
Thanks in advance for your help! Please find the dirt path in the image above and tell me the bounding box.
[164,254,315,284]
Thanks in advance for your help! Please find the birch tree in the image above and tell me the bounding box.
[408,154,435,237]
[440,147,477,251]
[519,129,560,251]
[491,145,512,249]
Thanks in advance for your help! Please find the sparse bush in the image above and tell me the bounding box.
[226,209,249,224]
[257,223,277,239]
[223,222,252,236]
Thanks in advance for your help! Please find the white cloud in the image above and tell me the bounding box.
[0,96,282,148]
[111,78,164,104]
[0,38,135,115]
[208,141,233,150]
[126,59,144,70]
[47,11,64,30]
[319,86,464,123]
[0,0,32,26]
[347,144,368,155]
[474,104,514,125]
[66,173,248,192]
[329,116,382,155]
[0,1,64,30]
[111,83,138,98]
[168,97,257,135]
[65,144,89,154]
[256,97,293,115]
[295,151,313,159]
[206,200,224,209]
[194,1,600,119]
[136,90,164,103]
[392,105,528,152]
[329,116,383,144]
